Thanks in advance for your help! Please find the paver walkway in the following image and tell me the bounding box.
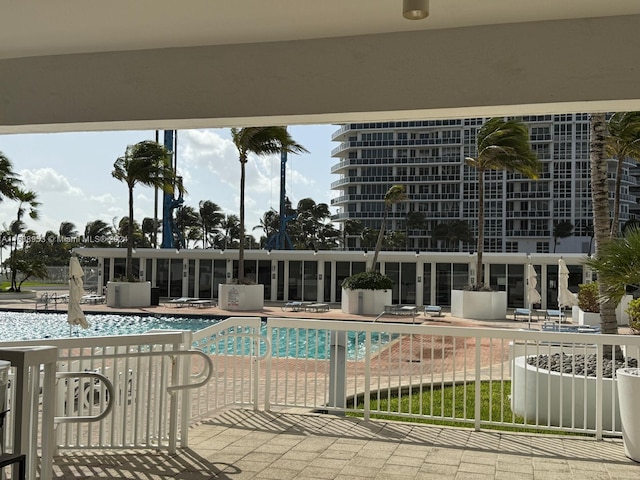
[51,409,639,479]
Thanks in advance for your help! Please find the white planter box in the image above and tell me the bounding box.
[450,290,507,320]
[617,367,640,462]
[577,309,601,326]
[616,295,633,326]
[106,281,151,308]
[341,288,392,315]
[511,355,619,431]
[218,284,264,311]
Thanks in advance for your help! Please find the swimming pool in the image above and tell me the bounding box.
[0,311,392,360]
[0,311,220,340]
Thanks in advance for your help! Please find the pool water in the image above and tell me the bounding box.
[0,311,220,341]
[0,311,392,360]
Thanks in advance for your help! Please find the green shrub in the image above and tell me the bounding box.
[578,282,600,313]
[341,271,393,291]
[626,298,640,334]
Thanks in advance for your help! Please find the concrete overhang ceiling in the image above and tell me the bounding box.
[3,1,640,133]
[3,0,640,59]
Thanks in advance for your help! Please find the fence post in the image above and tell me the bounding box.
[329,330,347,414]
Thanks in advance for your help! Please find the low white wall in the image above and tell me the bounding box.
[450,290,507,320]
[106,281,151,308]
[511,355,620,431]
[218,284,264,311]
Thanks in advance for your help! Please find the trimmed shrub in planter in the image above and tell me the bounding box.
[341,271,394,315]
[341,271,393,291]
[578,282,600,313]
[626,298,640,334]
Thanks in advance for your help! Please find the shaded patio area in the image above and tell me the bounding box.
[51,409,638,479]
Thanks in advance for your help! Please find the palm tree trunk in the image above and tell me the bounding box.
[238,160,246,283]
[590,113,620,356]
[127,186,134,279]
[475,169,485,287]
[611,155,624,237]
[370,208,388,271]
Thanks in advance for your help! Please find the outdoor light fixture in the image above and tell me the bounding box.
[403,0,429,20]
[415,249,420,257]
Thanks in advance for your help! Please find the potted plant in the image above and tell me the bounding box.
[219,127,307,311]
[341,185,405,315]
[341,271,393,315]
[576,282,601,326]
[586,225,640,460]
[452,118,539,320]
[626,298,640,335]
[617,367,640,461]
[111,140,181,307]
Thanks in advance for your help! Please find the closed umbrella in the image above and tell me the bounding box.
[558,258,577,321]
[68,256,89,331]
[527,263,541,328]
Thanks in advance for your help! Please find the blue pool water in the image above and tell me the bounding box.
[0,311,392,360]
[0,311,220,340]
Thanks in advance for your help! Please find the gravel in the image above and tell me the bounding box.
[526,353,638,378]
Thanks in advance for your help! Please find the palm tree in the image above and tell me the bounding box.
[141,217,159,247]
[552,221,574,253]
[253,209,279,247]
[218,214,240,249]
[606,112,640,237]
[8,189,40,290]
[341,219,364,251]
[198,200,224,248]
[588,112,619,341]
[175,206,201,248]
[0,152,23,202]
[432,221,473,251]
[370,184,407,271]
[59,221,78,239]
[84,219,114,247]
[230,127,307,284]
[290,198,332,250]
[465,117,539,288]
[112,140,182,279]
[586,226,640,306]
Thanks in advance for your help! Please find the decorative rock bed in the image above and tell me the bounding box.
[527,353,638,378]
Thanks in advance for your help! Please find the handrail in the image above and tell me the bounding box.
[166,349,214,393]
[373,311,386,323]
[54,371,115,424]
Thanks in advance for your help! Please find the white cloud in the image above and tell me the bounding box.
[19,168,83,196]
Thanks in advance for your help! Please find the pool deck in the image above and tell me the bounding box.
[0,289,537,330]
[1,291,638,478]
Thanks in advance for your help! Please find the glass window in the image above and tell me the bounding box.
[303,261,318,301]
[436,263,451,306]
[199,259,213,298]
[400,262,416,304]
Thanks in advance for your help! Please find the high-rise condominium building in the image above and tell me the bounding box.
[330,114,639,255]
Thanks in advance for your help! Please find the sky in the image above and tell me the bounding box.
[0,124,338,246]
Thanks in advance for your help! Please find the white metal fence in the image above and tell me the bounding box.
[1,315,638,478]
[260,318,640,438]
[0,331,212,458]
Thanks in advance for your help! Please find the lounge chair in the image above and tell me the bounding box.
[188,299,215,308]
[545,309,565,323]
[282,301,306,312]
[305,303,329,313]
[166,297,197,307]
[424,305,443,317]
